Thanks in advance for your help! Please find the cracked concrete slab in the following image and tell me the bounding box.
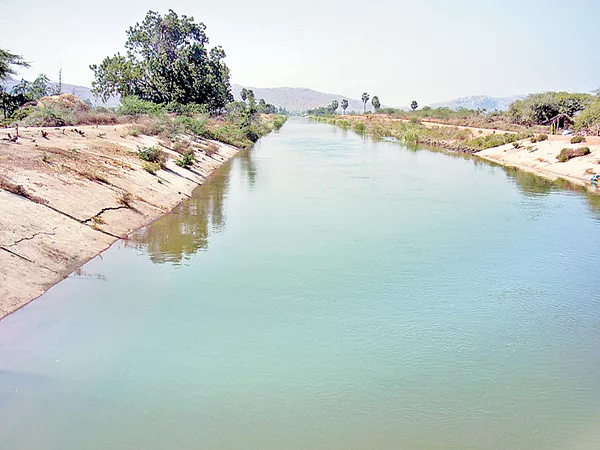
[0,124,242,319]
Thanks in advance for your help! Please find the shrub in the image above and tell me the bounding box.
[172,140,191,154]
[116,191,133,207]
[165,102,208,116]
[570,135,585,144]
[127,126,141,137]
[20,106,75,127]
[530,134,548,143]
[557,147,591,162]
[137,146,167,168]
[176,151,195,168]
[272,116,287,130]
[118,96,165,115]
[353,122,366,134]
[142,161,161,175]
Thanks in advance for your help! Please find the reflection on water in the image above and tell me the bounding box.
[128,147,262,264]
[239,145,258,189]
[402,140,600,217]
[128,158,232,264]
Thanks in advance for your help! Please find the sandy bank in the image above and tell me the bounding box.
[0,124,241,319]
[477,135,600,188]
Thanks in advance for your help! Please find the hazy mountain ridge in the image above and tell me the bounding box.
[232,85,375,113]
[2,77,522,113]
[429,95,524,112]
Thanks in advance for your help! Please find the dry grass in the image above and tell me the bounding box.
[116,191,133,208]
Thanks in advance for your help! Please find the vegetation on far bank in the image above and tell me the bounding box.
[312,115,534,153]
[309,90,600,137]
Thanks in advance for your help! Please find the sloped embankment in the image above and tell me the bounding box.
[0,124,241,318]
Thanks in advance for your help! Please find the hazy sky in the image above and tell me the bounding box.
[1,0,598,105]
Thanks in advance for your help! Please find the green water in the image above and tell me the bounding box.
[1,118,600,449]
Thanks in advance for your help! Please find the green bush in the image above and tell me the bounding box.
[272,116,287,130]
[20,106,75,127]
[142,161,161,174]
[557,146,590,162]
[575,101,600,131]
[137,146,167,167]
[570,135,585,144]
[165,102,208,116]
[530,134,548,143]
[353,122,366,134]
[119,96,165,115]
[175,151,195,168]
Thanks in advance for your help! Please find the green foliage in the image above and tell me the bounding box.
[29,74,54,100]
[410,101,418,111]
[272,116,287,130]
[329,99,339,114]
[142,161,161,174]
[371,96,381,111]
[90,9,233,111]
[176,151,195,168]
[119,96,165,115]
[509,92,593,124]
[0,48,29,81]
[306,106,334,116]
[570,135,585,144]
[557,147,590,162]
[361,92,369,113]
[575,100,600,131]
[464,132,531,151]
[20,106,75,127]
[341,99,349,114]
[530,134,548,143]
[353,122,366,134]
[137,146,167,167]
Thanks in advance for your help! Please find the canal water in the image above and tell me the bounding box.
[1,118,599,449]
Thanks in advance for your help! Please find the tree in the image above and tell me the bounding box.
[0,48,29,81]
[411,100,418,111]
[361,92,369,113]
[259,98,266,107]
[29,74,52,100]
[341,99,348,114]
[329,99,339,113]
[246,89,256,107]
[371,96,380,111]
[90,9,233,111]
[509,92,593,125]
[240,88,248,102]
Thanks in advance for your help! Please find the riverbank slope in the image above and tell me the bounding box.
[0,119,281,319]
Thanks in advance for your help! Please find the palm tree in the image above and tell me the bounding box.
[371,96,380,111]
[361,92,369,114]
[330,99,339,113]
[411,101,418,111]
[341,99,348,114]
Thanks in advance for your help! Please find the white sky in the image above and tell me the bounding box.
[1,0,598,105]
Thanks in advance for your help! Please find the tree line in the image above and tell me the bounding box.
[1,9,289,125]
[308,94,419,116]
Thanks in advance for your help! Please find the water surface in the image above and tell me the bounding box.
[1,118,600,449]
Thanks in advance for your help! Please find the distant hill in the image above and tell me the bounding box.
[2,77,120,107]
[232,84,376,113]
[2,77,523,114]
[429,95,524,112]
